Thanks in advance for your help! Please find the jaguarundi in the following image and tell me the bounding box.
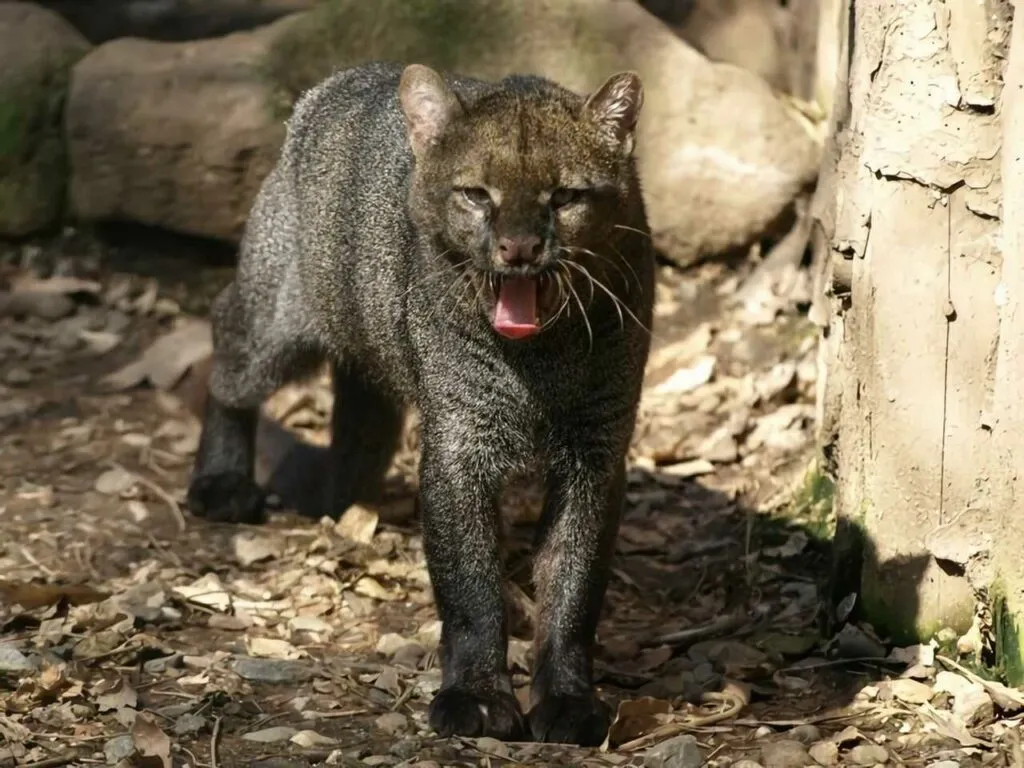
[186,60,655,746]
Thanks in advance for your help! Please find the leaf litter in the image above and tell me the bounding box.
[1,237,1023,766]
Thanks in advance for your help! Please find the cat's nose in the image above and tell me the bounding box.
[497,235,543,266]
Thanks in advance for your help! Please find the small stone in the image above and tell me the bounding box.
[847,743,888,765]
[376,632,411,657]
[732,762,766,768]
[0,644,35,674]
[390,737,420,760]
[392,641,426,668]
[808,741,839,766]
[104,734,135,764]
[644,734,703,768]
[761,739,812,768]
[754,725,775,739]
[362,757,397,767]
[927,762,959,768]
[475,737,508,758]
[173,713,206,737]
[886,678,933,705]
[786,725,821,744]
[0,291,75,321]
[374,712,408,735]
[94,467,135,495]
[143,653,183,674]
[834,624,886,659]
[232,657,312,684]
[242,726,299,743]
[5,367,31,386]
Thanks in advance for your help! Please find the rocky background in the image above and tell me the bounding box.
[7,1,1011,767]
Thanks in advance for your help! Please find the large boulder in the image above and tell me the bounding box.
[639,0,791,92]
[35,0,313,43]
[67,0,819,265]
[0,2,90,237]
[66,16,297,242]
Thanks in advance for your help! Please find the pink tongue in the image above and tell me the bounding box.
[493,276,539,340]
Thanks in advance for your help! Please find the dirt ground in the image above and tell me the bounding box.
[1,229,1021,767]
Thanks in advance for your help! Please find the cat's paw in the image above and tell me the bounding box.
[187,472,266,524]
[528,692,611,746]
[428,687,525,741]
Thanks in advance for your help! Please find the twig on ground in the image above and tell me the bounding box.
[108,460,186,531]
[618,690,749,751]
[647,612,749,648]
[20,756,79,768]
[210,715,222,768]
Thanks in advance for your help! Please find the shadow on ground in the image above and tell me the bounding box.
[0,228,988,767]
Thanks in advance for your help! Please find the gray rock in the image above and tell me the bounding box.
[834,624,887,659]
[0,3,91,237]
[375,712,409,736]
[0,644,35,674]
[104,734,135,764]
[173,712,207,736]
[644,734,704,768]
[65,0,817,268]
[143,653,183,674]
[761,739,813,768]
[808,741,839,766]
[787,724,822,745]
[0,291,76,321]
[390,737,421,760]
[232,656,312,683]
[847,743,889,765]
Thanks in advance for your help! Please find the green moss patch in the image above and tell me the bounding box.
[0,42,85,236]
[262,0,521,115]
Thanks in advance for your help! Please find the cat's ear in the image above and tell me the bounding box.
[399,64,463,158]
[582,71,644,156]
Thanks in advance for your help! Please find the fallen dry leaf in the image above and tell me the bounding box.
[132,712,172,768]
[0,580,108,609]
[10,273,101,297]
[102,317,212,391]
[336,505,379,544]
[652,355,716,395]
[246,637,303,660]
[95,678,138,712]
[233,533,282,567]
[603,696,673,748]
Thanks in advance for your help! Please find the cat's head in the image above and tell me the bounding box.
[398,64,646,341]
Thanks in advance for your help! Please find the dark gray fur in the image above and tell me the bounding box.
[188,61,654,746]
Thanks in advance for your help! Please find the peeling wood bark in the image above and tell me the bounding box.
[817,0,1011,641]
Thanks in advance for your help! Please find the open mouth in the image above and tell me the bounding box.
[490,273,560,340]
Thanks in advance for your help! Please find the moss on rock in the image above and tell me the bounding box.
[262,0,522,114]
[0,3,90,237]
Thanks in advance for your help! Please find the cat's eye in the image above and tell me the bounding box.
[550,187,582,208]
[459,187,493,207]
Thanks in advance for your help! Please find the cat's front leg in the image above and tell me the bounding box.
[418,416,525,741]
[528,432,629,747]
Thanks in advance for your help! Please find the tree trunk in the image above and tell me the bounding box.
[815,0,1013,652]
